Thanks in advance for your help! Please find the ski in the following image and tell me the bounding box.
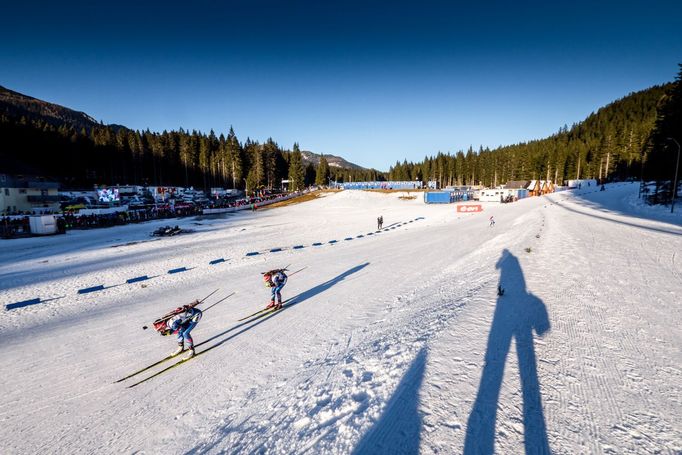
[237,306,274,321]
[237,297,295,321]
[127,353,197,388]
[127,298,297,387]
[122,291,234,382]
[114,353,179,383]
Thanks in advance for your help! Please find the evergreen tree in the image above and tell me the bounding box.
[288,143,305,191]
[315,154,330,186]
[646,64,682,181]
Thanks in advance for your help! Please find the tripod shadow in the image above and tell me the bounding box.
[464,249,551,454]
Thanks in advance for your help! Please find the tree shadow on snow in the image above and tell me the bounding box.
[548,184,682,236]
[352,347,427,455]
[464,249,551,455]
[552,195,682,236]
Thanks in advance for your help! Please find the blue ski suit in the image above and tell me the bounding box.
[166,307,202,348]
[266,270,288,304]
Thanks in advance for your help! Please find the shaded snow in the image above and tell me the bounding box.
[0,183,680,454]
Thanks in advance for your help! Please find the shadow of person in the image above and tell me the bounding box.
[464,249,551,454]
[352,348,428,455]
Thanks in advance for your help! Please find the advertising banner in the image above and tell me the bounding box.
[457,204,483,213]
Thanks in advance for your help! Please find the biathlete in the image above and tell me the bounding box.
[155,303,203,359]
[263,269,288,309]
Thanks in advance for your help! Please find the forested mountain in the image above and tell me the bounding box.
[0,85,104,132]
[2,78,679,192]
[300,150,364,170]
[0,87,377,190]
[389,82,677,187]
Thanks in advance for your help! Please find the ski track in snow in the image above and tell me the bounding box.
[0,184,681,454]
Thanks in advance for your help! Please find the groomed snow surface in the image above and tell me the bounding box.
[1,183,680,454]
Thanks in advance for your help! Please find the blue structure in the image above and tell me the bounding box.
[6,298,41,310]
[341,181,421,190]
[78,285,105,294]
[126,275,149,284]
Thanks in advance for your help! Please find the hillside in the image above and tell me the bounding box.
[0,85,372,188]
[301,150,364,170]
[389,83,674,186]
[0,85,103,131]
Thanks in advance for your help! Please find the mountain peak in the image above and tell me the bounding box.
[300,150,365,170]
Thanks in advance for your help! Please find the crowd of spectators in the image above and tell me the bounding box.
[1,216,31,238]
[1,191,293,238]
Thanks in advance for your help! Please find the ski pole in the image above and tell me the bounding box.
[287,266,307,277]
[198,288,220,304]
[202,291,235,312]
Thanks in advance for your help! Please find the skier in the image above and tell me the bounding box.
[264,268,288,309]
[489,215,495,227]
[162,303,203,359]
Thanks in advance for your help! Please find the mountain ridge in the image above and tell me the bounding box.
[0,84,366,170]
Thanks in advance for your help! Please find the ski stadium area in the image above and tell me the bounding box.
[1,183,681,454]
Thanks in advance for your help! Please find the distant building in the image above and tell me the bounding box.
[504,180,530,190]
[0,174,60,215]
[527,180,541,197]
[479,187,528,202]
[540,180,554,194]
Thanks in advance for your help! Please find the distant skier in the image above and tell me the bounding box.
[264,268,288,309]
[377,215,383,230]
[489,215,495,227]
[154,302,203,359]
[600,184,606,191]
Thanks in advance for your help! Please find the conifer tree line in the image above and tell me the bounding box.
[389,80,678,187]
[2,69,679,192]
[0,117,381,191]
[646,64,682,181]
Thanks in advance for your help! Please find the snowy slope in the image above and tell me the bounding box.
[0,184,680,454]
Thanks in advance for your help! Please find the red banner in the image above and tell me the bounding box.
[457,204,483,212]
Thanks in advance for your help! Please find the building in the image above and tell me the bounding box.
[479,187,528,202]
[541,180,554,194]
[504,180,530,190]
[0,174,60,215]
[527,180,541,197]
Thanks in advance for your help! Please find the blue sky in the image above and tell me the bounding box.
[1,0,680,170]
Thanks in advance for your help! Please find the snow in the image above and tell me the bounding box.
[1,183,681,454]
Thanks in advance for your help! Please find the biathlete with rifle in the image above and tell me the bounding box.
[148,290,221,359]
[264,268,288,309]
[152,302,202,359]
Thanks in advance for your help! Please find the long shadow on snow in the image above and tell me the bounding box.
[352,347,427,455]
[195,262,370,349]
[550,184,682,235]
[552,196,682,236]
[464,249,551,455]
[184,262,370,453]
